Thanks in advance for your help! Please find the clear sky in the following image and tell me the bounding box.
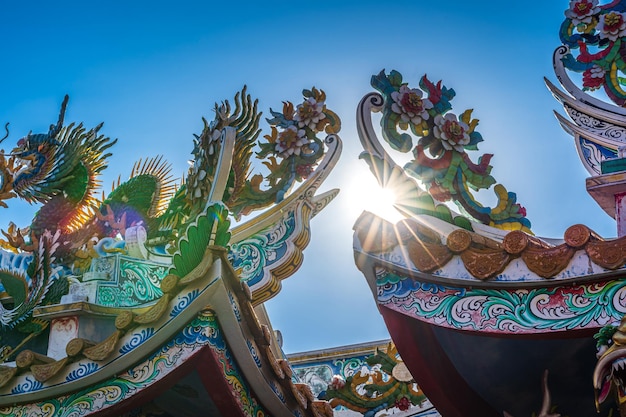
[0,1,617,353]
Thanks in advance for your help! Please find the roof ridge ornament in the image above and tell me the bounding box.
[559,0,626,108]
[357,69,531,233]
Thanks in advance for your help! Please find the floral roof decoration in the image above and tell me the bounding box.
[560,0,626,105]
[321,343,427,415]
[229,87,340,215]
[367,70,530,232]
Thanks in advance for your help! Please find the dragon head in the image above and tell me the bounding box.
[11,133,61,201]
[594,318,626,413]
[10,95,68,204]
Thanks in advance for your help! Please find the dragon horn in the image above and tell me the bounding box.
[49,95,70,138]
[0,123,8,145]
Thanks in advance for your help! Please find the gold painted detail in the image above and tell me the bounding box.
[406,240,453,272]
[587,238,626,269]
[614,317,626,345]
[31,357,69,383]
[502,230,529,255]
[521,245,576,278]
[82,330,122,361]
[115,310,135,331]
[15,350,53,370]
[359,213,626,280]
[66,338,96,358]
[133,294,171,325]
[460,248,511,280]
[446,229,472,253]
[0,366,17,388]
[160,274,179,294]
[178,248,214,285]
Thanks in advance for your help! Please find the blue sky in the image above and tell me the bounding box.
[0,2,617,353]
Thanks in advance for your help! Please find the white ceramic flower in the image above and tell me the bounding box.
[433,113,470,152]
[275,125,309,157]
[294,97,326,131]
[598,11,626,41]
[390,85,433,126]
[565,0,600,25]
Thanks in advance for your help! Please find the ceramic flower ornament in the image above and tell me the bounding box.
[275,125,309,157]
[294,97,326,131]
[565,0,600,25]
[363,69,531,232]
[560,0,626,105]
[433,113,470,152]
[598,10,626,41]
[390,85,433,126]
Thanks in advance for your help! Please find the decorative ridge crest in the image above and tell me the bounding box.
[355,211,626,281]
[558,0,626,109]
[357,70,531,233]
[0,85,342,329]
[550,1,626,177]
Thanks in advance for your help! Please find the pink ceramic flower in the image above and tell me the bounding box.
[598,11,626,41]
[295,163,314,179]
[294,97,326,131]
[275,125,309,157]
[433,113,470,152]
[565,0,600,25]
[391,85,433,125]
[329,375,345,390]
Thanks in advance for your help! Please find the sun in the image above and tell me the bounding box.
[343,173,405,224]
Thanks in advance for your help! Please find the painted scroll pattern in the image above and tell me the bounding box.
[229,214,295,288]
[565,105,626,140]
[377,270,626,334]
[95,257,168,307]
[0,311,267,417]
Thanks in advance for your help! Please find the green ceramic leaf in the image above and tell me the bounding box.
[0,271,27,306]
[170,203,231,278]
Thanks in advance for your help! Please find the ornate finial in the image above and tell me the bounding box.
[560,0,626,106]
[358,70,531,232]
